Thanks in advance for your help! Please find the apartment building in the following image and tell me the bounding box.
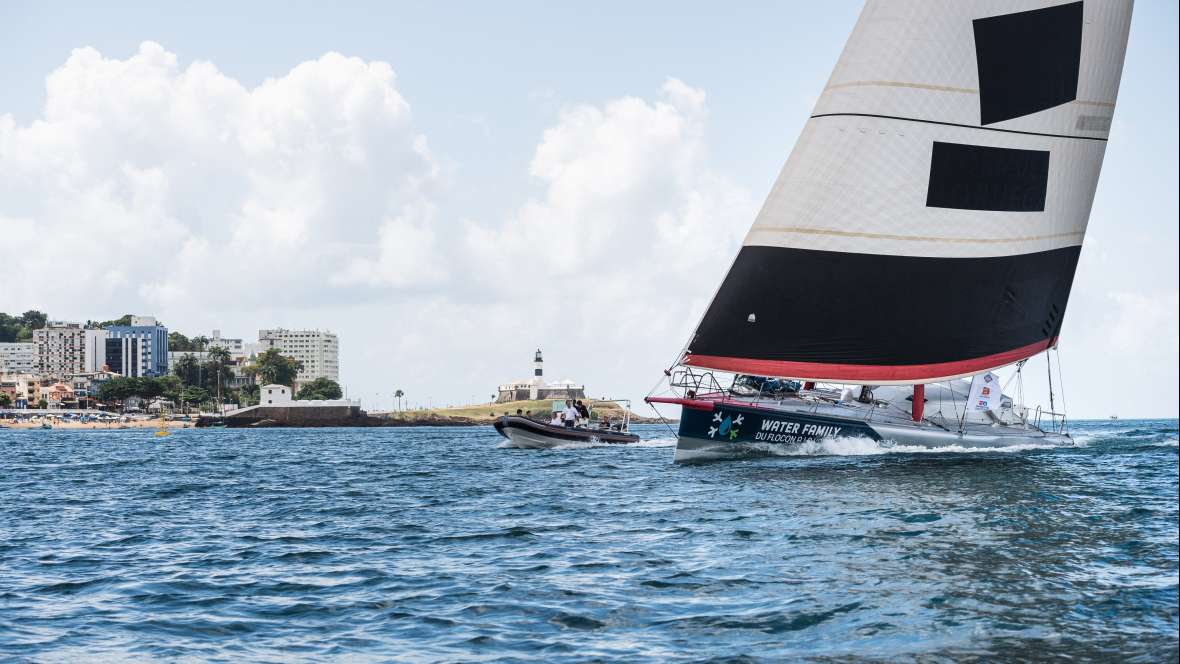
[257,328,340,385]
[0,342,35,376]
[33,322,86,378]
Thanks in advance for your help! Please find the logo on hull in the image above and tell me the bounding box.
[707,411,743,440]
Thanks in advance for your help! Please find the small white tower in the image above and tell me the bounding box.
[529,348,543,400]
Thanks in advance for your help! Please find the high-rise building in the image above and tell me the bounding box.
[104,316,168,377]
[257,328,339,385]
[0,342,35,377]
[83,329,108,373]
[33,322,86,378]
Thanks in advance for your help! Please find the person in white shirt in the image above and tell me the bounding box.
[562,400,579,428]
[550,411,562,426]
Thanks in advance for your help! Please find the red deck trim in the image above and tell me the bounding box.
[683,338,1055,383]
[645,396,716,411]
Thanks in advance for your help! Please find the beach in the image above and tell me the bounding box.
[3,417,195,430]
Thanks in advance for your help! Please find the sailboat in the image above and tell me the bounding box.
[647,1,1133,461]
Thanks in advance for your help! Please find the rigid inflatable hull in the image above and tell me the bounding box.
[494,416,640,449]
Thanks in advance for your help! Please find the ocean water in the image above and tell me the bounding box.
[1,419,1176,662]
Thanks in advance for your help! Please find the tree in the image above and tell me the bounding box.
[154,375,182,402]
[238,384,260,407]
[246,348,303,387]
[201,346,233,411]
[37,399,48,410]
[296,377,343,401]
[20,310,47,334]
[173,353,202,387]
[0,392,12,407]
[193,335,210,351]
[395,389,405,411]
[169,331,195,351]
[180,386,209,412]
[98,376,137,402]
[0,310,48,342]
[96,375,178,406]
[92,314,133,328]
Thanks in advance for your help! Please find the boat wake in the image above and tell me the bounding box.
[498,437,677,450]
[753,435,1075,457]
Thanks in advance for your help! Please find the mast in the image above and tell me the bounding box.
[678,1,1133,385]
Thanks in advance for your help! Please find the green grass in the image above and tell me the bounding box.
[380,399,634,424]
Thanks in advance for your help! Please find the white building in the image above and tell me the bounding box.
[34,322,86,378]
[206,329,246,359]
[260,384,292,405]
[258,383,356,408]
[83,329,108,373]
[496,349,586,403]
[257,328,339,385]
[0,342,35,377]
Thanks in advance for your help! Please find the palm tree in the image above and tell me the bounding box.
[207,347,232,413]
[394,389,405,411]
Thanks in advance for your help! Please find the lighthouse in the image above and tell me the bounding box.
[494,348,586,403]
[529,348,543,400]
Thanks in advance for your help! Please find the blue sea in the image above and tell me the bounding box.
[1,419,1176,661]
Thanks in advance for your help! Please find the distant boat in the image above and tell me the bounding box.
[647,1,1133,461]
[1109,415,1119,420]
[494,400,639,448]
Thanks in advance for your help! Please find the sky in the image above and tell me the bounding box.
[1,1,1176,418]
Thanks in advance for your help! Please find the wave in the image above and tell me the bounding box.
[750,435,1069,457]
[549,436,676,450]
[498,436,677,450]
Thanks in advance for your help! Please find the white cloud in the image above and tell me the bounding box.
[1107,290,1180,356]
[464,78,751,292]
[2,48,754,411]
[1,42,438,313]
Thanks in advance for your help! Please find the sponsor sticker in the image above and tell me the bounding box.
[706,409,844,445]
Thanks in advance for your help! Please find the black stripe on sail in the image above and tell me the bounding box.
[926,142,1049,212]
[689,245,1080,368]
[973,2,1083,126]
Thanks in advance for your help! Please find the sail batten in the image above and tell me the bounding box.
[685,0,1132,383]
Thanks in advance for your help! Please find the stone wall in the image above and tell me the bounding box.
[219,405,383,427]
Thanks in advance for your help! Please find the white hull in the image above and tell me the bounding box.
[500,426,593,449]
[670,385,1073,462]
[674,428,1073,463]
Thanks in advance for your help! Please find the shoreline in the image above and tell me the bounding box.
[2,419,194,430]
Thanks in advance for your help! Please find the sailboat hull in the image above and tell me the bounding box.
[674,401,1071,463]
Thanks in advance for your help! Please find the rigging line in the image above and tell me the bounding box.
[644,370,671,400]
[1016,360,1027,426]
[645,398,679,440]
[1054,348,1069,434]
[949,380,965,433]
[809,112,1110,142]
[1047,352,1057,415]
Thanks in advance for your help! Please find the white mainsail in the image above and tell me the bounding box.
[683,1,1133,384]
